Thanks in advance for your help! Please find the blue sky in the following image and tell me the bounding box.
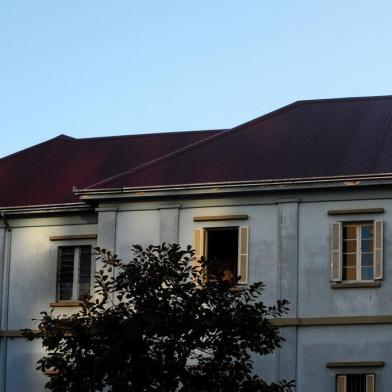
[1,0,392,157]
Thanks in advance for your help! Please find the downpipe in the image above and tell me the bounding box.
[0,212,12,392]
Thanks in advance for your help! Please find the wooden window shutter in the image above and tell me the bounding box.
[374,220,383,280]
[366,374,375,392]
[192,228,204,276]
[238,226,249,284]
[336,375,347,392]
[331,222,342,282]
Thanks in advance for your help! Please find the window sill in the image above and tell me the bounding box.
[326,361,384,368]
[229,285,247,293]
[49,301,82,308]
[44,369,59,376]
[331,282,381,289]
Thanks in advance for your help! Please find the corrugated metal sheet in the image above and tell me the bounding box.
[4,95,392,208]
[0,130,221,207]
[92,96,392,189]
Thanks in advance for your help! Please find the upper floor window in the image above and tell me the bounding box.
[192,226,249,285]
[331,220,383,282]
[57,245,93,301]
[342,223,374,281]
[336,373,375,392]
[205,227,239,283]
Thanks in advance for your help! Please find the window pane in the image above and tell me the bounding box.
[343,253,356,267]
[361,225,374,239]
[346,373,366,392]
[343,226,356,240]
[341,223,376,282]
[361,253,373,267]
[343,267,356,281]
[57,247,75,301]
[343,240,356,253]
[361,239,373,252]
[361,266,374,280]
[79,246,92,300]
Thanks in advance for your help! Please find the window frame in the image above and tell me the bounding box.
[331,219,383,284]
[51,239,96,304]
[193,225,249,285]
[336,373,375,392]
[56,245,93,301]
[204,226,239,284]
[342,222,374,282]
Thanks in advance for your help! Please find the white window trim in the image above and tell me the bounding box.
[332,220,383,284]
[342,223,374,282]
[336,373,375,392]
[193,225,249,285]
[63,245,94,301]
[51,239,96,303]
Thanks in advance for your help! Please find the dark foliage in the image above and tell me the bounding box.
[23,243,294,391]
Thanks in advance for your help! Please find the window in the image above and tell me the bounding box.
[192,226,249,284]
[57,245,93,301]
[336,373,375,392]
[342,223,374,281]
[331,220,383,282]
[206,227,239,282]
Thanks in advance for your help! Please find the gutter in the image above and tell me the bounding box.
[0,212,12,392]
[0,202,94,216]
[73,173,392,200]
[0,213,10,232]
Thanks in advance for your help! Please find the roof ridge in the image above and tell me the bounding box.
[86,100,303,189]
[88,94,392,189]
[0,130,223,163]
[294,94,392,106]
[86,130,230,188]
[0,134,75,162]
[74,129,224,142]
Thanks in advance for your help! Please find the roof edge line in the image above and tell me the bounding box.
[86,129,234,189]
[85,100,303,189]
[93,94,392,189]
[294,94,392,106]
[75,129,225,142]
[0,134,75,162]
[0,202,92,214]
[75,172,392,196]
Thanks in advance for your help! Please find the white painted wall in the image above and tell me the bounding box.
[178,204,279,302]
[1,216,97,392]
[296,325,390,391]
[115,209,160,261]
[8,223,97,329]
[298,198,392,317]
[3,188,392,390]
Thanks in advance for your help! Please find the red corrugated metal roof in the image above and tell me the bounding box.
[5,95,392,208]
[0,130,221,207]
[90,96,392,190]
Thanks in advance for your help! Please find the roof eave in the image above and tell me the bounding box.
[74,174,392,201]
[0,202,94,215]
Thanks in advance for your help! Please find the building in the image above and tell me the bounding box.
[1,95,392,391]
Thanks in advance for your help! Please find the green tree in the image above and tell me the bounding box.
[23,244,294,391]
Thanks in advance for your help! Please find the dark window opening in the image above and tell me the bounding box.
[347,374,366,392]
[57,247,75,301]
[57,245,92,301]
[337,373,375,392]
[79,246,92,299]
[206,227,238,284]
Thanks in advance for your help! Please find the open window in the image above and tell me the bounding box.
[206,227,238,283]
[331,220,383,282]
[193,226,249,284]
[336,373,375,392]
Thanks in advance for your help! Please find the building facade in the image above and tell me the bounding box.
[1,96,392,391]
